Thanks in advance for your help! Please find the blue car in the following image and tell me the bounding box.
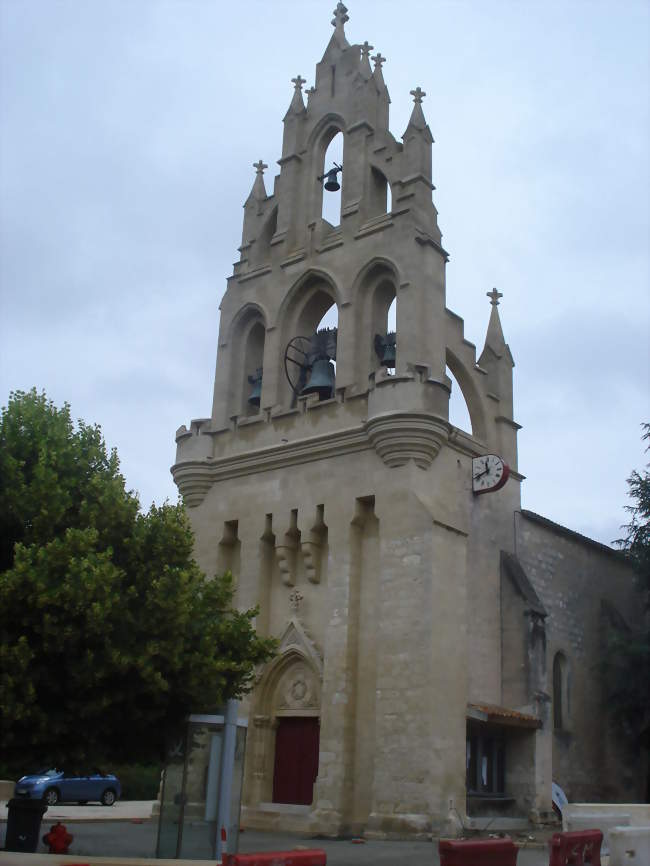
[14,768,121,806]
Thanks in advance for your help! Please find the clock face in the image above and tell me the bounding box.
[472,454,510,494]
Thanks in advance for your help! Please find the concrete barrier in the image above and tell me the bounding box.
[563,804,650,827]
[562,804,650,856]
[0,782,14,800]
[608,826,650,866]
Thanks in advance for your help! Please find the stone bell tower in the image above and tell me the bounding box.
[173,3,548,838]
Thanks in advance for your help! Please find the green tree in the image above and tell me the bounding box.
[0,389,275,772]
[603,424,650,758]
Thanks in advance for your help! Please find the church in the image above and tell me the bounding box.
[172,3,643,837]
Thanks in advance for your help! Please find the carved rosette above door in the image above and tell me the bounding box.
[275,661,320,717]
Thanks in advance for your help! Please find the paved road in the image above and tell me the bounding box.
[1,818,554,865]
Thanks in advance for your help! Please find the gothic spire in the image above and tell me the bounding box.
[331,2,350,46]
[372,51,386,88]
[321,2,350,62]
[286,75,307,116]
[248,159,268,202]
[407,87,427,130]
[360,41,373,79]
[483,288,507,355]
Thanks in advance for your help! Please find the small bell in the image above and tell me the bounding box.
[247,367,263,407]
[318,162,342,192]
[323,168,341,192]
[374,332,396,369]
[301,358,336,400]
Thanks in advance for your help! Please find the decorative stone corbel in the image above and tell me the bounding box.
[275,510,300,586]
[301,505,327,584]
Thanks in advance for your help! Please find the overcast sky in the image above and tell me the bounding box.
[1,0,648,546]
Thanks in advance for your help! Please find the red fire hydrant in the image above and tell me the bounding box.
[42,821,74,854]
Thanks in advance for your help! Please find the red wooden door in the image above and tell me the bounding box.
[272,716,320,805]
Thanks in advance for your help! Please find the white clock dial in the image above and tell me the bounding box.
[472,454,510,494]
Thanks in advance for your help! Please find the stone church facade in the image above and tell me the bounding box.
[172,4,643,837]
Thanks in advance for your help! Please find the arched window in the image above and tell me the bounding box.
[321,132,343,227]
[446,366,472,433]
[553,652,570,731]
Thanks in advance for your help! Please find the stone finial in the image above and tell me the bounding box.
[372,52,386,69]
[286,75,307,116]
[481,287,508,360]
[249,160,268,201]
[410,86,426,104]
[487,287,503,306]
[361,40,374,59]
[331,2,349,30]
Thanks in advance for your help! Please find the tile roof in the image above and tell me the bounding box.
[467,702,542,729]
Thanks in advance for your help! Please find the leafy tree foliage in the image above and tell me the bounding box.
[603,424,650,750]
[0,389,275,771]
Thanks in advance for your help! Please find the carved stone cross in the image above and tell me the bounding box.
[372,52,386,69]
[487,288,503,306]
[291,75,306,91]
[253,160,268,175]
[410,86,426,104]
[361,41,373,59]
[331,2,349,28]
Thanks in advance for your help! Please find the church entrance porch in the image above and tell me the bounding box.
[273,716,320,805]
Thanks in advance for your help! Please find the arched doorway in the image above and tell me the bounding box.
[271,655,321,805]
[246,627,323,811]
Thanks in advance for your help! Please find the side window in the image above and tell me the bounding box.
[466,727,506,794]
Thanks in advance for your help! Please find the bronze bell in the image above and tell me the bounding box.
[301,358,336,400]
[247,367,263,407]
[323,168,341,192]
[374,332,396,369]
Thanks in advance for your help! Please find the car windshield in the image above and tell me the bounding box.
[40,769,61,777]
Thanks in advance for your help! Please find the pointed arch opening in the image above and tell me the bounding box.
[445,349,488,441]
[370,278,396,376]
[279,273,341,408]
[228,304,268,419]
[446,366,472,433]
[253,645,323,807]
[243,321,265,416]
[321,131,343,228]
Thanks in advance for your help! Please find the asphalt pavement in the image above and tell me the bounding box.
[0,801,560,865]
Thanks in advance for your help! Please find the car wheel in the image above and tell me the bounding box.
[101,788,116,806]
[43,787,59,806]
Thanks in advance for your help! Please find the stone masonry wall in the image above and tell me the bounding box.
[515,510,643,803]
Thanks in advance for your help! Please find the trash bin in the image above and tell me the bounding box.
[4,798,48,852]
